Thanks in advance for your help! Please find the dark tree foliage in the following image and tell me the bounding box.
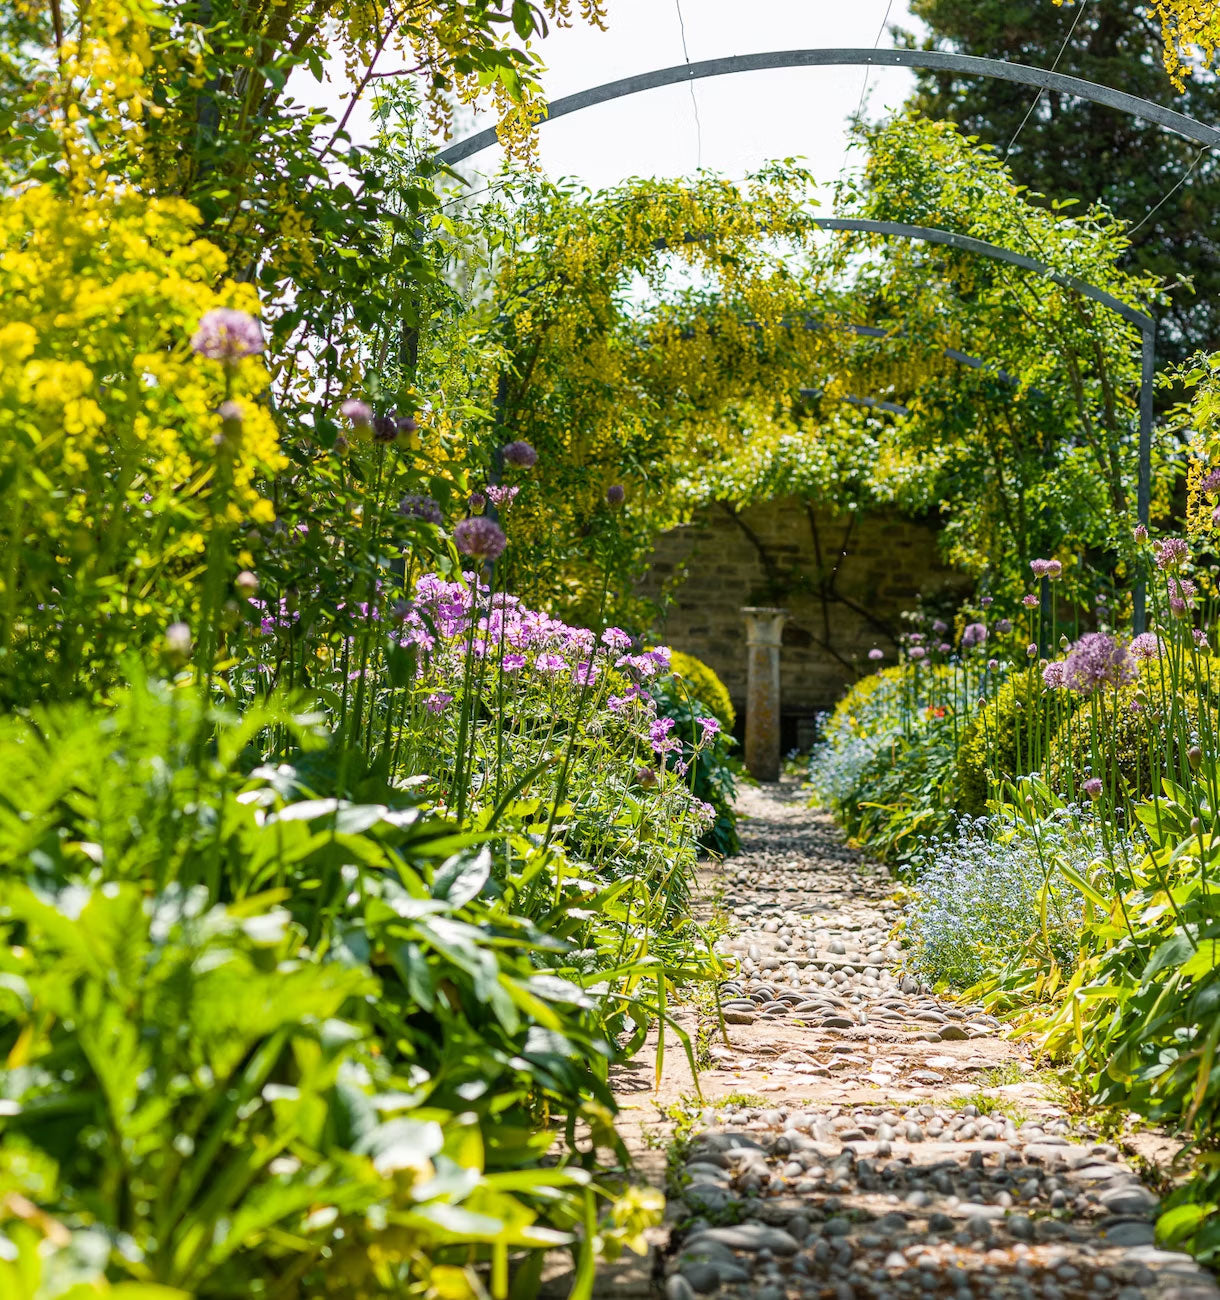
[898,0,1220,363]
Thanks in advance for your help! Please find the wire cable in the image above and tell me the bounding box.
[674,0,702,170]
[855,0,895,125]
[1128,146,1208,236]
[1003,0,1091,160]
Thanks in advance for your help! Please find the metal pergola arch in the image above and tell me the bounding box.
[442,49,1220,628]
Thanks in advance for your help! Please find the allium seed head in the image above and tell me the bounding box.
[191,308,264,363]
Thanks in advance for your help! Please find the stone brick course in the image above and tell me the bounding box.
[639,498,970,726]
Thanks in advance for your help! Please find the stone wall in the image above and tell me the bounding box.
[638,498,970,743]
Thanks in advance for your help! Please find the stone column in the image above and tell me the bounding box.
[742,606,786,782]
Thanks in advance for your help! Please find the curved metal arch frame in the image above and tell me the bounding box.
[436,47,1220,165]
[450,49,1192,627]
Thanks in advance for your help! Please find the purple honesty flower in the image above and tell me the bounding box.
[191,308,264,363]
[425,692,452,714]
[340,398,372,426]
[962,622,988,649]
[1154,537,1190,570]
[1023,594,1039,608]
[1061,632,1135,694]
[501,439,538,468]
[485,484,519,508]
[454,516,507,561]
[997,619,1012,634]
[399,494,443,525]
[606,484,626,508]
[1083,777,1104,800]
[868,648,884,661]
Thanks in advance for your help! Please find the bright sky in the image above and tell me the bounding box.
[315,1,925,199]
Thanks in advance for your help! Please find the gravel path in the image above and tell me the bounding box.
[658,781,1218,1300]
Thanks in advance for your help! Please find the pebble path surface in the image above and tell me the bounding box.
[657,781,1219,1300]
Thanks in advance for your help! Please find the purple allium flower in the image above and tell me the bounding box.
[932,619,948,635]
[425,692,453,714]
[939,642,952,654]
[606,484,626,508]
[909,646,927,661]
[1030,558,1063,580]
[373,413,398,442]
[1027,642,1039,658]
[397,414,419,437]
[1212,504,1220,528]
[501,439,538,468]
[340,399,372,426]
[399,494,443,525]
[987,658,999,671]
[1155,537,1190,570]
[218,400,243,435]
[996,618,1012,634]
[453,516,506,561]
[235,570,258,597]
[1200,467,1220,494]
[1023,594,1039,608]
[468,491,487,513]
[1096,593,1107,605]
[1134,523,1149,543]
[980,596,994,607]
[502,653,526,671]
[698,716,721,740]
[601,627,632,651]
[962,622,988,649]
[1169,575,1198,615]
[191,308,264,363]
[1042,660,1066,687]
[485,484,519,508]
[868,647,884,661]
[1061,632,1135,694]
[1194,628,1210,649]
[1130,632,1164,660]
[908,633,925,645]
[1083,777,1104,800]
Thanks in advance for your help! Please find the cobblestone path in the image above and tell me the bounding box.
[654,781,1219,1300]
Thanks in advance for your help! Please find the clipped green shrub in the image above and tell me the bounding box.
[955,670,1073,815]
[668,650,736,731]
[1045,680,1213,802]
